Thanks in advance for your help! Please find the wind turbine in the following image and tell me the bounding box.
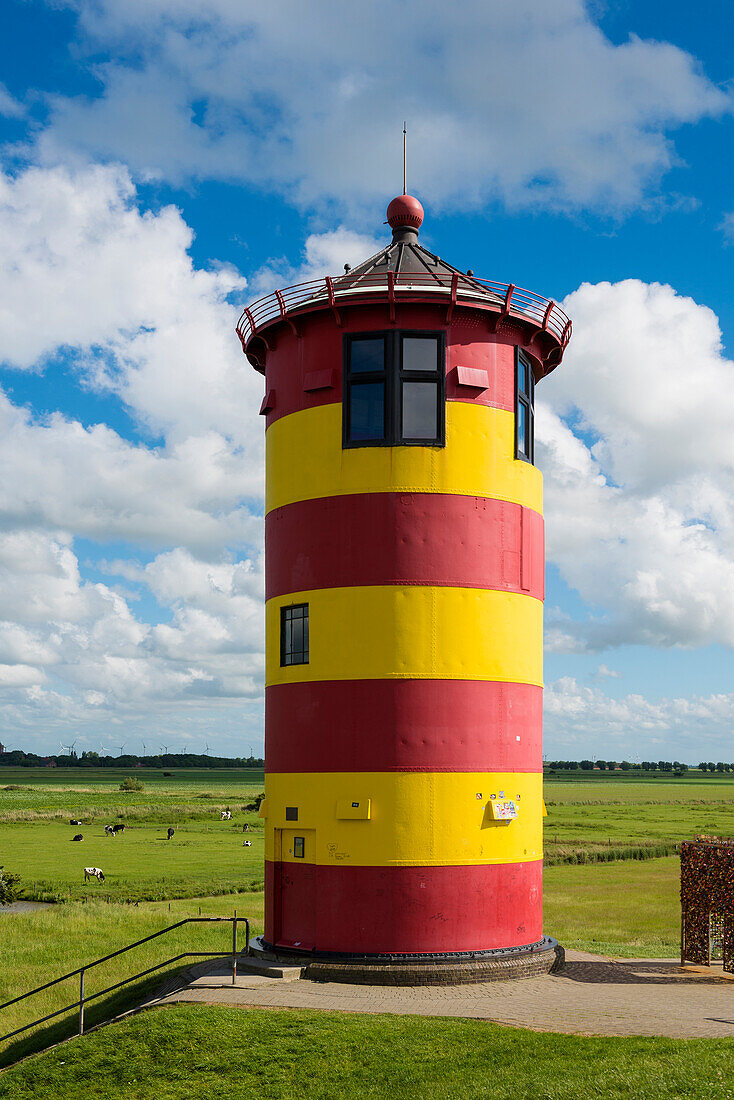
[160,744,169,755]
[204,741,210,756]
[118,744,126,758]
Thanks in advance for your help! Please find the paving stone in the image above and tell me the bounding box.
[142,951,734,1039]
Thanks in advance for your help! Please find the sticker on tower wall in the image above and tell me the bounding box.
[487,800,519,821]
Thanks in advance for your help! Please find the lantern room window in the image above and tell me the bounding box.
[516,350,535,464]
[344,332,445,447]
[280,604,309,666]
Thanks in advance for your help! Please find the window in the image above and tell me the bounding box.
[280,604,309,666]
[293,836,305,858]
[344,332,444,447]
[285,806,298,821]
[515,351,535,464]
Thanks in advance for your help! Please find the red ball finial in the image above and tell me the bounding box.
[386,194,424,230]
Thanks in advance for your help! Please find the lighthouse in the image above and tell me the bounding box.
[238,194,571,979]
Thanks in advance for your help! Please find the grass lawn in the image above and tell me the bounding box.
[2,819,264,903]
[2,1006,734,1100]
[545,856,680,957]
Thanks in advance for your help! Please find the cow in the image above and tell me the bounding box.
[72,834,83,841]
[105,825,115,836]
[220,811,232,820]
[167,827,175,840]
[242,823,250,832]
[84,867,105,882]
[70,819,82,826]
[243,839,252,847]
[112,824,125,834]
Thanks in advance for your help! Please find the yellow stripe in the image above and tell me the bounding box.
[267,585,542,687]
[264,771,542,867]
[266,401,542,515]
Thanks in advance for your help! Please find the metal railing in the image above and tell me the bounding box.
[236,271,572,351]
[0,915,249,1044]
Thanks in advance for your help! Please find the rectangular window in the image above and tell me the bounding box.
[344,331,444,447]
[280,604,309,666]
[515,351,534,464]
[293,836,305,858]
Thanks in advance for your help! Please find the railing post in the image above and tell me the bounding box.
[79,969,85,1035]
[232,915,238,985]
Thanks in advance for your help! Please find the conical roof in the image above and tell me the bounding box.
[339,211,504,306]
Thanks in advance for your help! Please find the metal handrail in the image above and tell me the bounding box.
[0,915,249,1044]
[236,271,571,351]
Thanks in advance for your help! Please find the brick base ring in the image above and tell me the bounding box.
[249,936,565,985]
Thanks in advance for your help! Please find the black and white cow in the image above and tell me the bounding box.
[220,810,232,820]
[167,827,175,840]
[72,834,83,841]
[70,819,82,826]
[84,867,105,882]
[105,825,115,836]
[243,839,252,847]
[112,824,125,834]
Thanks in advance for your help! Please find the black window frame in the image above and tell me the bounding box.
[515,349,535,465]
[280,603,309,667]
[343,330,445,448]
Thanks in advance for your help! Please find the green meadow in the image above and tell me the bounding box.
[0,767,733,1080]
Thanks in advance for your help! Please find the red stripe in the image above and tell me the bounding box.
[266,494,544,601]
[266,680,542,773]
[265,860,542,954]
[261,306,521,427]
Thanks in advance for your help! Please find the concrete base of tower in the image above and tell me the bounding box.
[248,935,565,985]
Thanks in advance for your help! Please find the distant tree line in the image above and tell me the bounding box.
[546,760,690,774]
[0,749,264,769]
[696,761,734,773]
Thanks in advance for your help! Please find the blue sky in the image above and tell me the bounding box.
[0,0,732,761]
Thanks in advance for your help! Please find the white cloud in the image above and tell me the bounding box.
[0,163,268,751]
[538,279,734,651]
[544,676,734,761]
[249,227,383,297]
[0,395,261,550]
[0,162,264,448]
[34,0,731,214]
[720,212,734,243]
[0,531,264,742]
[0,84,25,119]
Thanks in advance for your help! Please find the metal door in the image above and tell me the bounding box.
[274,828,317,951]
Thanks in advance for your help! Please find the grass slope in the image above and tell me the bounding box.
[2,1006,734,1100]
[0,896,263,1068]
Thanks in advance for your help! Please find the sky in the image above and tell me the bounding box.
[0,0,732,762]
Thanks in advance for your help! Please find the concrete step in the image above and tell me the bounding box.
[238,957,304,981]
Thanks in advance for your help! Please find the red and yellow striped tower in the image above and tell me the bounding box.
[237,195,571,974]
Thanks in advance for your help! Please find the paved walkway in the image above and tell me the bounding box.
[144,951,734,1039]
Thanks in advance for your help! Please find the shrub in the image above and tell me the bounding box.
[119,776,145,792]
[0,865,21,906]
[244,792,265,812]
